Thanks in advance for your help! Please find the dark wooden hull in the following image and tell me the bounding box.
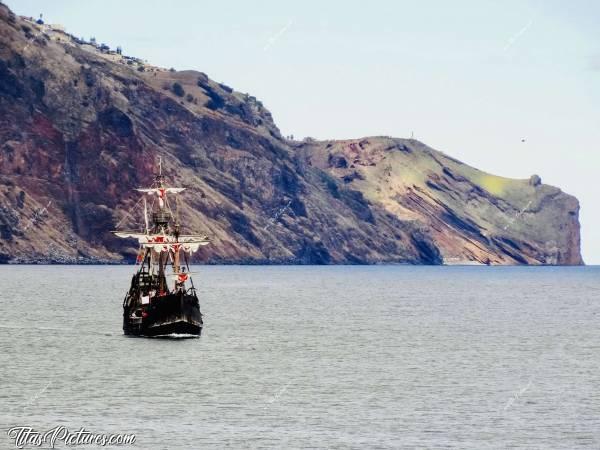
[123,291,202,337]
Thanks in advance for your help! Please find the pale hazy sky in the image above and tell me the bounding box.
[9,0,600,263]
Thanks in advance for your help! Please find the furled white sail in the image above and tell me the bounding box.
[135,188,185,208]
[112,231,148,239]
[135,188,186,195]
[112,231,209,253]
[167,272,196,280]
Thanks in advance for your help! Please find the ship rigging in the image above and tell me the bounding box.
[112,159,209,337]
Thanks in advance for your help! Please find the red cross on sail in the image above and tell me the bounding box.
[136,187,186,209]
[178,273,189,283]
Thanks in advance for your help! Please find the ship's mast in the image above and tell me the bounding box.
[112,157,209,293]
[143,198,149,234]
[154,158,168,293]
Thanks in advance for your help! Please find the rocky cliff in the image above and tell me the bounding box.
[0,4,583,265]
[299,138,582,265]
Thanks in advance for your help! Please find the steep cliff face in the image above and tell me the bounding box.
[0,4,582,265]
[299,138,582,265]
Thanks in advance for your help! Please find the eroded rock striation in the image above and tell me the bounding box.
[0,4,582,264]
[299,138,582,265]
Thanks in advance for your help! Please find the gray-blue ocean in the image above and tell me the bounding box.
[1,266,599,449]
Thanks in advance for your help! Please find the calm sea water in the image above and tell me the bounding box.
[1,265,599,449]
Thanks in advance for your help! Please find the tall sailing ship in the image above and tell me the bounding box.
[112,160,209,337]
